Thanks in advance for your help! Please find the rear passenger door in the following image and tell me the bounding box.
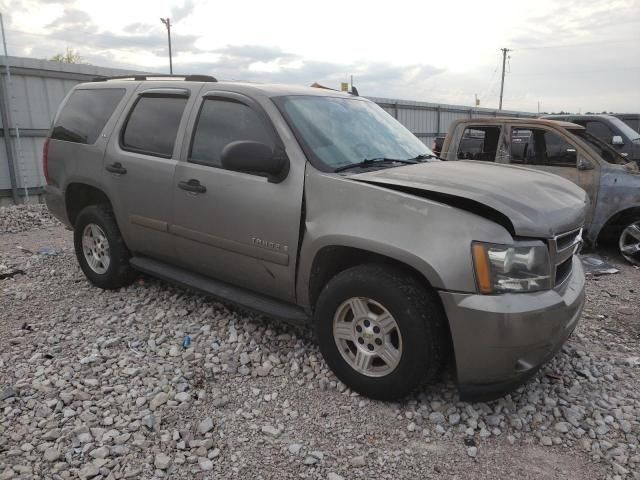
[103,85,196,261]
[170,91,305,301]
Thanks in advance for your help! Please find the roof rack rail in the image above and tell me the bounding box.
[91,74,217,83]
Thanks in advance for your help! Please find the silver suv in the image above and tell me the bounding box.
[44,75,587,401]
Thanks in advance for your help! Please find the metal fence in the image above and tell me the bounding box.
[368,96,536,148]
[0,56,137,204]
[1,55,535,204]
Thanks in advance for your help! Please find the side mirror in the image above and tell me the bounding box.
[221,141,289,183]
[612,135,624,146]
[577,157,594,170]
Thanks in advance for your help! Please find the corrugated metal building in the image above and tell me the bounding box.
[1,55,535,205]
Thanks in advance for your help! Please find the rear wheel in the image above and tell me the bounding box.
[315,264,446,400]
[619,218,640,265]
[73,204,134,289]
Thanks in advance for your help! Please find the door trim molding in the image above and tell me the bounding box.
[169,224,289,266]
[130,215,168,232]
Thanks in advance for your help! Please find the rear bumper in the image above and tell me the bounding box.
[439,256,585,401]
[44,185,71,227]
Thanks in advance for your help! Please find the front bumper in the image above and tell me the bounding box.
[439,255,585,401]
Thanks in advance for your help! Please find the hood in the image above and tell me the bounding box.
[350,161,587,238]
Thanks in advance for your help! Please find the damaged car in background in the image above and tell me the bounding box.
[440,118,640,265]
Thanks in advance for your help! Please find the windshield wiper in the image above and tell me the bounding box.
[334,157,417,172]
[409,153,440,161]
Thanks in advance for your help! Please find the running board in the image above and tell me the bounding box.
[129,256,310,325]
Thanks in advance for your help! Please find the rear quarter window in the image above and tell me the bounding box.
[51,88,125,144]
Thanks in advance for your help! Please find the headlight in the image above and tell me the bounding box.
[471,242,552,294]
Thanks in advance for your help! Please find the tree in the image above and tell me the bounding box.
[49,48,84,64]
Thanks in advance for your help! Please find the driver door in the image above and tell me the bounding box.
[170,91,305,301]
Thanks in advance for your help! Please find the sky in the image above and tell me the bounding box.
[1,0,639,113]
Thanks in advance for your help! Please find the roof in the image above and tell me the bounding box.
[453,116,585,130]
[542,114,621,121]
[88,76,358,99]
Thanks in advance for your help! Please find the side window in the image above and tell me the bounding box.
[189,98,274,168]
[585,121,613,143]
[511,128,576,167]
[456,127,501,161]
[52,88,125,144]
[122,95,188,157]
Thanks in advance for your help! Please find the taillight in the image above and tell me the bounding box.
[43,138,50,184]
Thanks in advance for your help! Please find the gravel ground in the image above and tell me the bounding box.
[0,205,638,480]
[0,204,57,234]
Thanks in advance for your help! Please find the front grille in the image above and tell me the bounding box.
[555,257,573,285]
[548,228,583,286]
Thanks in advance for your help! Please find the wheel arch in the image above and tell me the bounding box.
[596,205,640,245]
[304,243,455,380]
[65,182,113,227]
[302,240,444,311]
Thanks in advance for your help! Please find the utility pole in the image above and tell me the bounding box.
[498,47,510,110]
[160,17,173,74]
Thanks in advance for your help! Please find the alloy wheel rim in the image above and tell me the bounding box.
[619,221,640,266]
[82,223,111,274]
[332,297,403,378]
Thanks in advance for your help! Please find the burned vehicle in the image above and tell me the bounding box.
[441,118,640,265]
[45,77,586,400]
[541,114,640,165]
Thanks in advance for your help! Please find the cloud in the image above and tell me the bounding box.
[5,0,640,113]
[123,22,152,34]
[45,8,90,30]
[217,45,297,62]
[39,7,200,55]
[174,44,445,100]
[171,0,197,23]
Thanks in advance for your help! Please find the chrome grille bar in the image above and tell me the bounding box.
[548,228,583,286]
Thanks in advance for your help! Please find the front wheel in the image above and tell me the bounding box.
[619,218,640,266]
[73,204,135,289]
[314,264,447,400]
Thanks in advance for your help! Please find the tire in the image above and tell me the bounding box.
[314,264,446,400]
[73,204,135,289]
[618,216,640,266]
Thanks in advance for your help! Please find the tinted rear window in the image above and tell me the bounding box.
[122,96,188,157]
[51,89,125,144]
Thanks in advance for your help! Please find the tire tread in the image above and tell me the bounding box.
[73,204,134,289]
[314,263,447,400]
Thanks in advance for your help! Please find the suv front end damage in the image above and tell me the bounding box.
[441,229,585,400]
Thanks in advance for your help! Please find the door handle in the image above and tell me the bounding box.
[178,179,207,194]
[106,162,127,175]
